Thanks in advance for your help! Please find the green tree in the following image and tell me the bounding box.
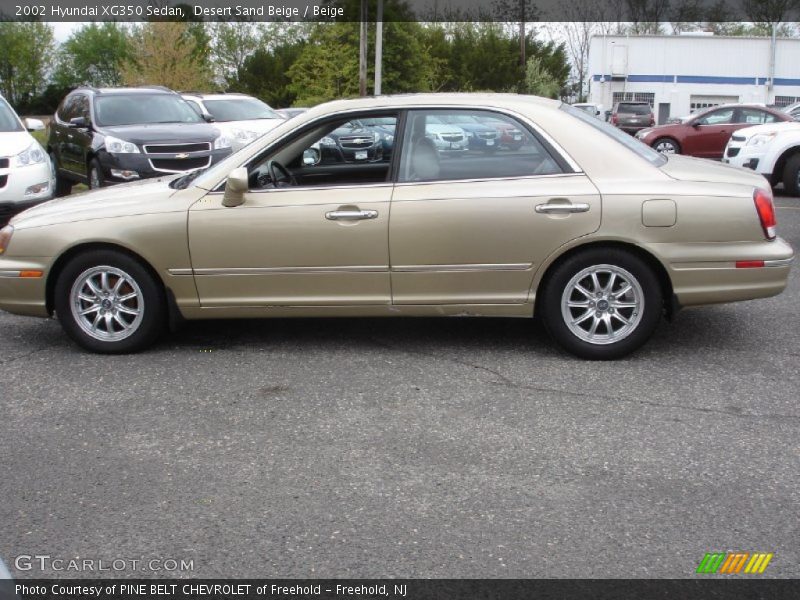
[122,21,213,91]
[0,21,55,108]
[233,41,306,108]
[53,23,132,88]
[523,55,561,99]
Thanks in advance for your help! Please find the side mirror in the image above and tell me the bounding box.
[69,116,89,128]
[691,120,701,128]
[24,118,45,132]
[223,167,249,207]
[302,147,320,166]
[202,114,215,123]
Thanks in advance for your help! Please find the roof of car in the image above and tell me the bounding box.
[181,92,252,100]
[73,86,177,96]
[308,93,560,113]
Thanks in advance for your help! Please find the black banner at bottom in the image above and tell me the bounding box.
[2,579,799,600]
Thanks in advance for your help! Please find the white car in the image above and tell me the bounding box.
[723,121,800,196]
[181,93,286,151]
[0,95,54,224]
[425,122,469,154]
[571,103,603,119]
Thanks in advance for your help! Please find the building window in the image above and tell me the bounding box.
[775,96,800,107]
[689,95,740,112]
[612,92,655,107]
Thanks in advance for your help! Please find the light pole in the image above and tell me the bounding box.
[359,0,368,96]
[375,0,384,96]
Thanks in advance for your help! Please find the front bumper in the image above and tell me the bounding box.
[0,255,50,317]
[0,160,55,225]
[721,143,768,176]
[96,148,231,186]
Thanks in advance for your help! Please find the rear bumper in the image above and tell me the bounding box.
[651,238,795,306]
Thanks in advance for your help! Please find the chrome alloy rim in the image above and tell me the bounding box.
[560,264,644,345]
[655,140,677,154]
[70,266,144,342]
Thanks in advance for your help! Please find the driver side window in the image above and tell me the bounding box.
[697,109,734,125]
[247,113,398,191]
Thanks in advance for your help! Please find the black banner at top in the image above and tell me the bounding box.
[0,0,798,23]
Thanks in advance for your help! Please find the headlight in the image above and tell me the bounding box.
[382,133,394,143]
[747,133,777,147]
[636,129,651,139]
[104,135,140,154]
[0,225,13,255]
[320,136,336,146]
[230,128,260,143]
[14,142,46,167]
[213,135,232,150]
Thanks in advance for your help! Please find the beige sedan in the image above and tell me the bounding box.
[0,94,793,359]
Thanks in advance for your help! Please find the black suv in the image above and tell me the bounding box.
[48,86,232,195]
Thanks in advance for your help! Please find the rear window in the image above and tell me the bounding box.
[560,103,666,167]
[618,103,652,115]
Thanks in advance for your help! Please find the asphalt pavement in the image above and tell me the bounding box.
[1,192,798,579]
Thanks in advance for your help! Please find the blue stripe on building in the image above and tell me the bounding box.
[592,74,800,86]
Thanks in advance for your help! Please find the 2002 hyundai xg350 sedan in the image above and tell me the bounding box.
[0,94,793,359]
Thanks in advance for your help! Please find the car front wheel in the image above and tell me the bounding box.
[49,152,72,197]
[54,250,165,353]
[653,138,680,154]
[540,248,663,360]
[88,159,103,189]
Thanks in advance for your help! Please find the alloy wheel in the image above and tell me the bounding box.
[70,266,145,342]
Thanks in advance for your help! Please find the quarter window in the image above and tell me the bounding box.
[398,110,564,183]
[738,108,778,124]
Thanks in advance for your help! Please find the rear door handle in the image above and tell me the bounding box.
[535,202,590,214]
[325,209,378,221]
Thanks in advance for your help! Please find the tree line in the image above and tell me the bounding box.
[0,16,571,114]
[1,0,798,114]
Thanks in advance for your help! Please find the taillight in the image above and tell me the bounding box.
[611,114,618,125]
[753,188,776,240]
[649,114,655,126]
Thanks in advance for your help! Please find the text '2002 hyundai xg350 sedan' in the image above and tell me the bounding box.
[0,94,793,359]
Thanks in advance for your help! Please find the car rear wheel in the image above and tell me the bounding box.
[88,159,103,189]
[49,152,72,197]
[54,250,165,353]
[783,154,800,196]
[653,138,680,154]
[540,248,663,360]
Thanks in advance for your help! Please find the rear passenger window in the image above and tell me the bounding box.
[398,110,564,183]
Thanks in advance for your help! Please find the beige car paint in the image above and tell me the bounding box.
[0,93,793,325]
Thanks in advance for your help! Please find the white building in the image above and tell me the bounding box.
[588,34,800,123]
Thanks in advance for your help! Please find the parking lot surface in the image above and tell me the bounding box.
[1,192,798,579]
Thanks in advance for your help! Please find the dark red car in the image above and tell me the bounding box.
[636,104,793,159]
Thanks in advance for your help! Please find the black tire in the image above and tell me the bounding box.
[652,137,681,155]
[49,152,72,197]
[88,159,103,189]
[54,249,166,354]
[539,248,663,360]
[783,153,800,197]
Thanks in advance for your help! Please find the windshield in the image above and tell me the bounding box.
[203,98,281,122]
[560,103,666,167]
[0,98,23,133]
[617,103,651,115]
[95,94,203,127]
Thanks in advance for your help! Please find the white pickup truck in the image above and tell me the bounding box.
[723,121,800,196]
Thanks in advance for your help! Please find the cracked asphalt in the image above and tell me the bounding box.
[1,192,798,580]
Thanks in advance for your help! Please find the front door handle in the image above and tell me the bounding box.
[535,202,590,214]
[325,209,378,221]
